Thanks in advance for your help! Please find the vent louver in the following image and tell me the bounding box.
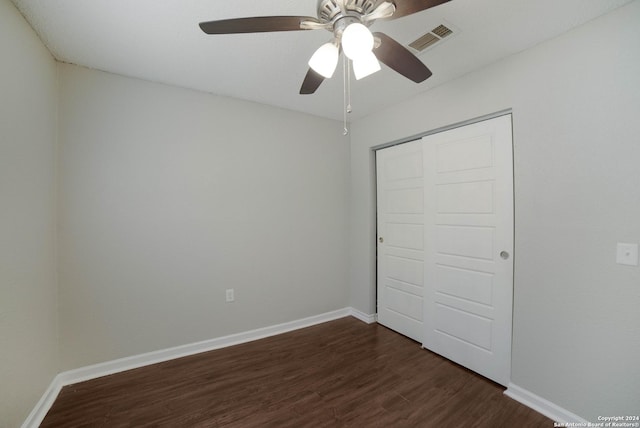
[432,24,453,38]
[409,23,454,52]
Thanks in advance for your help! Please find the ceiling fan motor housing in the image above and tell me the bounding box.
[317,0,384,23]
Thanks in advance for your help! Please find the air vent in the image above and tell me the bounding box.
[409,23,455,53]
[409,33,440,51]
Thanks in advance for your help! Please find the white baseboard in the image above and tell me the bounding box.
[21,377,64,428]
[23,307,361,428]
[505,383,588,424]
[349,308,377,324]
[56,308,353,387]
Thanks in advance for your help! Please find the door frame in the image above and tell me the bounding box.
[372,110,514,153]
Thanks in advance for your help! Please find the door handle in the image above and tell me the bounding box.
[500,251,510,260]
[379,237,384,243]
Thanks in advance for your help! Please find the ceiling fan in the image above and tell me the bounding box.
[199,0,451,95]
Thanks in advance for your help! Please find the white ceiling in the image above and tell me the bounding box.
[12,0,631,121]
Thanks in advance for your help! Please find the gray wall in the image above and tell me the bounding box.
[0,0,59,426]
[349,1,640,421]
[57,63,350,370]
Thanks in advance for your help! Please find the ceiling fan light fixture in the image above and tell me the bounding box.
[308,42,339,78]
[199,0,442,98]
[341,22,374,60]
[352,51,381,80]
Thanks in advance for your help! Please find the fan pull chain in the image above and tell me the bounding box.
[343,55,349,135]
[343,56,352,136]
[347,58,352,114]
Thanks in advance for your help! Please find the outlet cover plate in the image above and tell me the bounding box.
[616,243,638,266]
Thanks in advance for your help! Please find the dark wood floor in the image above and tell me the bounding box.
[42,317,551,427]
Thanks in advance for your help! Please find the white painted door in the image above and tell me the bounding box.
[376,115,514,386]
[422,115,513,386]
[376,139,424,342]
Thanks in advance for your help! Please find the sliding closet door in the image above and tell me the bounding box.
[422,115,514,386]
[376,115,514,386]
[376,140,424,342]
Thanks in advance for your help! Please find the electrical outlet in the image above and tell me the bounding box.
[225,289,235,302]
[616,243,638,266]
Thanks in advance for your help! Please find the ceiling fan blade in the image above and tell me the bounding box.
[199,16,323,34]
[373,32,432,83]
[300,68,325,95]
[388,0,451,20]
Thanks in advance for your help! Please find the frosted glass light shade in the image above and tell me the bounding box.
[353,51,381,80]
[341,23,374,60]
[308,43,339,78]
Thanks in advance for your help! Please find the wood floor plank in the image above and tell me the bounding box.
[41,317,551,427]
